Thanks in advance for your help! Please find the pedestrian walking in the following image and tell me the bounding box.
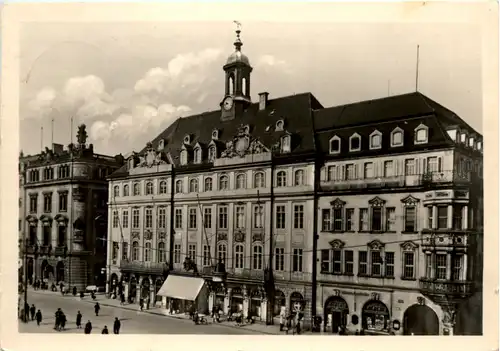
[102,326,109,334]
[94,302,100,316]
[60,312,67,331]
[76,311,82,329]
[73,286,77,296]
[54,308,62,330]
[279,309,285,331]
[120,294,125,305]
[35,309,42,326]
[84,320,92,334]
[139,298,144,311]
[30,304,36,321]
[113,317,121,334]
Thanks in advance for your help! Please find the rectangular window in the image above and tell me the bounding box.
[174,244,181,264]
[112,242,119,261]
[43,193,52,213]
[253,205,263,229]
[385,207,396,231]
[274,248,285,271]
[452,255,462,281]
[344,250,354,275]
[188,244,196,260]
[145,208,153,228]
[333,249,342,274]
[385,252,395,277]
[405,159,415,175]
[112,211,119,228]
[203,245,211,266]
[359,208,369,231]
[436,254,447,279]
[371,251,383,276]
[218,206,228,229]
[203,208,212,229]
[346,164,355,180]
[327,165,337,181]
[427,156,439,173]
[189,208,197,229]
[293,205,304,229]
[404,207,416,232]
[322,209,331,231]
[292,248,303,272]
[175,208,183,229]
[58,193,67,212]
[384,160,394,177]
[276,205,286,229]
[364,162,374,178]
[333,208,343,231]
[235,205,245,229]
[428,206,433,229]
[132,209,140,229]
[426,253,433,279]
[122,210,129,228]
[437,206,448,229]
[122,242,128,260]
[359,251,368,275]
[453,205,464,230]
[321,250,330,273]
[371,207,382,231]
[403,252,415,279]
[29,195,38,213]
[158,208,166,229]
[346,209,354,231]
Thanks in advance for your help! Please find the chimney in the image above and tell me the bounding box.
[259,92,269,111]
[52,143,64,155]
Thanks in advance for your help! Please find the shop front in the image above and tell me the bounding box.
[157,274,209,316]
[361,300,391,334]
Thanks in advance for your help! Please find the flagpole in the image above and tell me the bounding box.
[415,45,420,92]
[196,194,212,267]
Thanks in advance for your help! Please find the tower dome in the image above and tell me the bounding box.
[225,25,251,67]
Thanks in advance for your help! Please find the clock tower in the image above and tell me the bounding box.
[220,23,252,121]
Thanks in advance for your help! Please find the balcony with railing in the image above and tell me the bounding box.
[421,171,471,186]
[200,267,312,283]
[119,259,169,275]
[419,278,474,305]
[54,246,67,256]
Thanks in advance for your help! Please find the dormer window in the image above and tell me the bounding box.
[276,119,284,132]
[460,132,468,144]
[194,147,202,164]
[183,135,191,145]
[414,124,429,144]
[468,136,475,148]
[391,127,404,147]
[477,140,482,151]
[349,133,361,152]
[208,146,216,162]
[128,158,135,170]
[329,136,341,154]
[369,130,382,150]
[180,150,188,165]
[446,128,458,143]
[212,129,219,140]
[281,135,291,153]
[157,139,165,150]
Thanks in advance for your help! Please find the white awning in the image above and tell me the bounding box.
[157,275,205,301]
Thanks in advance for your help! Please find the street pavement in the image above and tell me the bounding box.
[18,290,267,335]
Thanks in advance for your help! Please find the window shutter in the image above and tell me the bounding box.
[422,158,427,174]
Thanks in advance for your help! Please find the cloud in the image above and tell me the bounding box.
[27,87,58,116]
[255,55,290,70]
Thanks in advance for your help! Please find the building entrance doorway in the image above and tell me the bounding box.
[324,296,349,333]
[403,304,439,335]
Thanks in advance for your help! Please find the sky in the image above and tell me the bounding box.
[19,21,482,156]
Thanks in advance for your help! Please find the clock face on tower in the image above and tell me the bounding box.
[223,96,234,111]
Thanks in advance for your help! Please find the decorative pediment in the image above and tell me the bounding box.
[400,241,419,251]
[131,232,140,240]
[138,142,168,168]
[144,230,153,241]
[329,239,346,249]
[54,214,68,225]
[330,198,346,208]
[39,214,53,223]
[234,231,246,243]
[401,195,420,205]
[26,215,38,225]
[367,239,385,250]
[368,196,386,207]
[217,232,228,242]
[252,233,263,242]
[221,125,270,159]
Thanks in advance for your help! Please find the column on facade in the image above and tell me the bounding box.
[261,296,268,322]
[447,205,453,229]
[463,205,469,229]
[208,291,215,312]
[137,276,142,304]
[423,206,429,229]
[432,206,438,229]
[446,253,452,280]
[462,254,468,281]
[242,285,249,318]
[224,287,232,315]
[150,277,156,307]
[124,282,129,301]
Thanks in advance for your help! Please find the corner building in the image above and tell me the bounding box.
[106,29,483,334]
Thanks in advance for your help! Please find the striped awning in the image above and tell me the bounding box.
[157,275,205,301]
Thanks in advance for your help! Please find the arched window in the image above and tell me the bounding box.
[132,241,139,261]
[123,184,130,196]
[175,180,183,193]
[158,242,166,263]
[208,146,216,162]
[145,181,154,195]
[242,77,247,95]
[159,181,167,194]
[234,244,244,269]
[236,174,246,189]
[189,179,199,193]
[276,171,287,187]
[217,243,227,265]
[144,242,151,262]
[254,172,265,188]
[113,185,120,198]
[194,148,202,164]
[294,169,304,186]
[204,177,213,192]
[180,150,188,165]
[219,175,229,190]
[253,245,263,270]
[133,183,140,196]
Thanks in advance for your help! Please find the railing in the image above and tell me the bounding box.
[119,259,168,274]
[54,246,67,256]
[421,171,471,185]
[419,278,474,297]
[201,267,312,282]
[39,245,52,255]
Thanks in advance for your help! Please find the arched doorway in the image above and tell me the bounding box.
[27,258,34,285]
[56,261,65,283]
[403,304,439,335]
[129,276,137,303]
[274,290,286,316]
[41,260,54,281]
[289,292,305,313]
[141,277,150,300]
[362,300,390,332]
[230,287,244,314]
[324,296,349,333]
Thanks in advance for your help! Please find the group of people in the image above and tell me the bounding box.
[279,310,303,335]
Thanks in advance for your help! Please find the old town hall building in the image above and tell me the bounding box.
[106,28,483,335]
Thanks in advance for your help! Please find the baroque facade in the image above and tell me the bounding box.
[106,28,483,334]
[19,124,124,291]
